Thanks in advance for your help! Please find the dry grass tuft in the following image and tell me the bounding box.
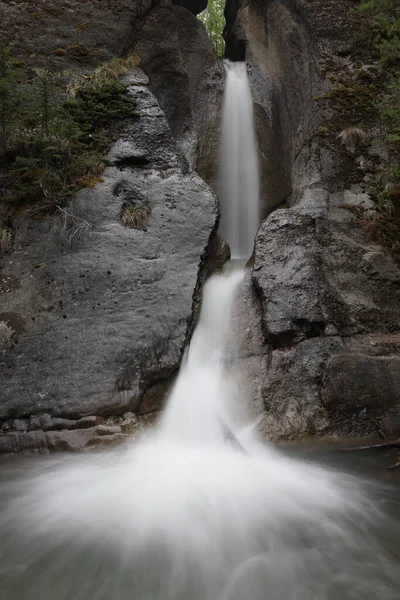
[68,54,141,97]
[0,228,12,257]
[121,204,150,230]
[337,127,370,152]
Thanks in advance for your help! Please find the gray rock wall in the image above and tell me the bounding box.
[0,67,218,453]
[227,0,400,440]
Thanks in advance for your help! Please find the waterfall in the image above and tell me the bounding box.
[0,266,399,600]
[219,61,260,259]
[0,55,398,600]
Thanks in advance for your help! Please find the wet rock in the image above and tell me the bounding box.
[139,379,173,415]
[120,414,139,434]
[0,416,145,455]
[258,337,343,440]
[108,140,149,166]
[122,412,135,421]
[253,209,400,346]
[92,425,122,436]
[251,204,400,439]
[75,416,101,429]
[322,354,400,438]
[12,419,29,433]
[42,418,78,431]
[363,251,400,283]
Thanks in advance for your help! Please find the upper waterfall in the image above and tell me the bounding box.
[219,61,260,259]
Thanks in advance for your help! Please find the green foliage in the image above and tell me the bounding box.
[386,165,400,183]
[376,72,400,142]
[0,38,21,152]
[69,55,140,94]
[349,0,400,263]
[357,0,393,13]
[62,81,136,152]
[32,68,63,139]
[358,0,400,64]
[0,48,137,212]
[199,0,225,57]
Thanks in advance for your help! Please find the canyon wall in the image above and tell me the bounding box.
[229,0,400,440]
[0,0,221,453]
[0,0,399,452]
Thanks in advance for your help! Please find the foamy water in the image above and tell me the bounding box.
[0,267,399,600]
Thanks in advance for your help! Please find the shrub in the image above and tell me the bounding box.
[0,38,21,152]
[385,165,400,183]
[376,72,400,141]
[67,54,141,97]
[0,48,137,211]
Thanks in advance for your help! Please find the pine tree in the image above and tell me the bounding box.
[33,68,60,140]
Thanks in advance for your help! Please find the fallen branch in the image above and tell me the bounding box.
[56,205,90,243]
[388,461,400,470]
[334,440,400,453]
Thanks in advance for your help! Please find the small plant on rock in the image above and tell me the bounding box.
[337,127,369,152]
[121,204,150,230]
[0,227,12,257]
[68,54,141,97]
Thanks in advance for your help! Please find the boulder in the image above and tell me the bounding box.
[0,71,218,449]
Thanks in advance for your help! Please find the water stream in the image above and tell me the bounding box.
[0,60,400,600]
[219,61,260,259]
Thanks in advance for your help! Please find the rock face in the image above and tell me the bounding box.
[172,0,208,16]
[131,1,215,164]
[0,70,218,453]
[2,0,399,451]
[227,0,400,440]
[252,208,400,440]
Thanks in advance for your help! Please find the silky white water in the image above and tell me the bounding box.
[219,62,260,259]
[0,266,399,600]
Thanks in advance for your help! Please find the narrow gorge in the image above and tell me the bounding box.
[0,0,399,454]
[0,1,400,598]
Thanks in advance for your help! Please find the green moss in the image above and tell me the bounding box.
[315,126,329,137]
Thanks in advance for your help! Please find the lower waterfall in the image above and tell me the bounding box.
[0,264,399,600]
